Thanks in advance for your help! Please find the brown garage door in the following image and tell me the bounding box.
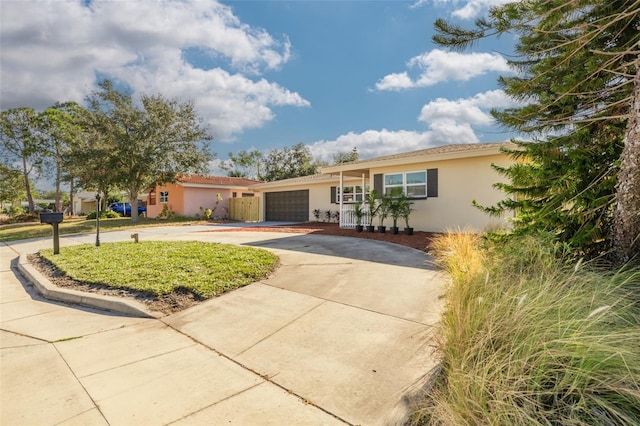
[265,190,309,222]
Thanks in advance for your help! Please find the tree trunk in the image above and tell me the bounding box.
[22,157,34,213]
[612,61,640,264]
[55,159,61,212]
[69,178,75,216]
[129,190,139,223]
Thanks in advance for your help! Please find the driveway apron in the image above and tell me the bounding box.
[1,225,445,425]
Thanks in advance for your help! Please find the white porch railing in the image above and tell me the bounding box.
[340,205,372,229]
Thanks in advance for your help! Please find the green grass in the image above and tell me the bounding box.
[412,231,640,425]
[39,241,278,298]
[0,216,202,242]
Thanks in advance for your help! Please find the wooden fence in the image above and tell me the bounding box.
[228,197,260,222]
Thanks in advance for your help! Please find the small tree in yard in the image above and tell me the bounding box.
[87,81,213,222]
[0,107,43,213]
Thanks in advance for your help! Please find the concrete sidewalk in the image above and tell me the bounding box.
[1,226,445,425]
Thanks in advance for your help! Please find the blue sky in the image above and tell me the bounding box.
[1,0,517,174]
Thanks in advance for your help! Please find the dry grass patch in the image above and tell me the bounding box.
[413,231,640,425]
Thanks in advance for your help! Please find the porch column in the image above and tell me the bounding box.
[339,171,344,228]
[362,172,366,223]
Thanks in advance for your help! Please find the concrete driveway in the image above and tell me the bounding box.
[1,225,445,425]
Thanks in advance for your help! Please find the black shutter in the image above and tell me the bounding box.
[427,169,438,197]
[330,186,337,204]
[373,174,383,198]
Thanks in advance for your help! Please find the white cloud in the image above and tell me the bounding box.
[448,0,512,20]
[0,0,307,140]
[418,89,517,125]
[208,158,227,176]
[309,126,478,162]
[374,72,414,91]
[375,49,511,91]
[310,89,520,161]
[412,0,511,19]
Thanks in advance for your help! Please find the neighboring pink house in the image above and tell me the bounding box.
[146,175,261,219]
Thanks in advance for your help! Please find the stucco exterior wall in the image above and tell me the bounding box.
[147,183,184,218]
[370,153,512,232]
[182,187,233,219]
[147,183,256,219]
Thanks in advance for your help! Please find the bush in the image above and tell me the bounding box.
[86,210,120,220]
[157,204,175,219]
[0,212,38,224]
[413,231,640,425]
[3,205,25,216]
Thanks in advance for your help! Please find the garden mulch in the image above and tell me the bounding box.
[206,222,437,254]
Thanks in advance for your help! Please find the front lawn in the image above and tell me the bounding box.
[39,241,279,299]
[0,216,202,242]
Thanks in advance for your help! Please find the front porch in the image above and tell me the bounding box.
[333,170,371,229]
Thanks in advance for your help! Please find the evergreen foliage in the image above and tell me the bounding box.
[434,0,640,260]
[261,143,325,181]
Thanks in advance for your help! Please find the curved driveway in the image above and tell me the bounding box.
[1,225,445,425]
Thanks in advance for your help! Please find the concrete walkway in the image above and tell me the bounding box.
[1,225,445,425]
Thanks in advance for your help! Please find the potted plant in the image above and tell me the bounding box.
[375,195,390,233]
[388,195,403,235]
[353,201,365,232]
[399,195,414,235]
[365,190,378,232]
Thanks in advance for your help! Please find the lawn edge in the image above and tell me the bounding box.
[17,254,162,319]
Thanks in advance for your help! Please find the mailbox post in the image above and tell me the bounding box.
[40,212,64,255]
[95,193,101,247]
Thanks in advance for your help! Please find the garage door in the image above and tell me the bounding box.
[265,190,309,222]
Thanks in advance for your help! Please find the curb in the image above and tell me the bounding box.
[17,254,161,319]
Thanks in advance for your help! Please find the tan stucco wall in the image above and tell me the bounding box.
[370,153,512,232]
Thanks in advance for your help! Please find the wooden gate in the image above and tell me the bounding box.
[228,197,260,222]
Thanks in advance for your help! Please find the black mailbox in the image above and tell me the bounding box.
[40,212,64,224]
[40,212,63,254]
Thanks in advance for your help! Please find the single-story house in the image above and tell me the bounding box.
[251,142,516,232]
[146,175,261,219]
[73,192,99,215]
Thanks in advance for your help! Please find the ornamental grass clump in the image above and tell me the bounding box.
[413,231,640,425]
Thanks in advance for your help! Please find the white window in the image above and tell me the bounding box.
[337,185,368,203]
[159,191,169,203]
[384,171,427,198]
